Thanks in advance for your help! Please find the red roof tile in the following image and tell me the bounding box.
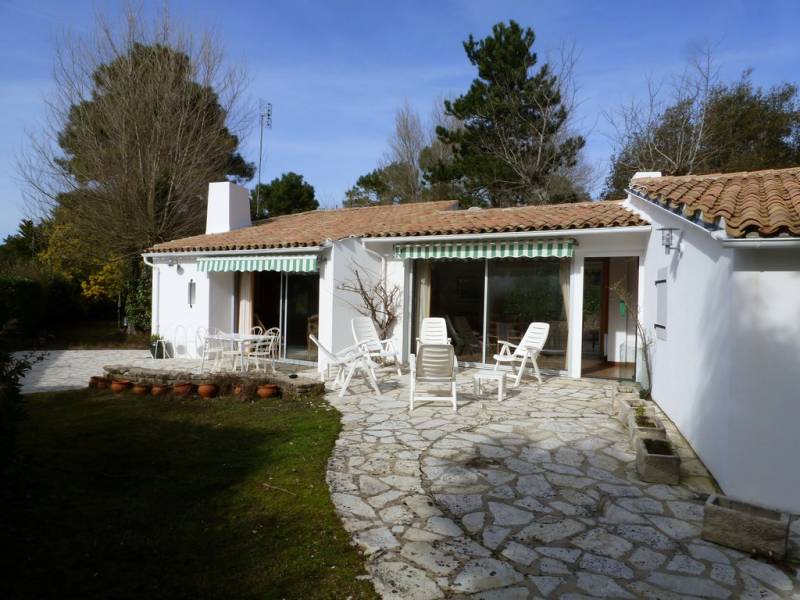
[629,167,800,238]
[149,200,647,253]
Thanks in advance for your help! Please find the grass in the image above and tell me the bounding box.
[0,390,377,600]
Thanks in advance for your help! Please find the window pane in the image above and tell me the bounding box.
[428,260,484,362]
[487,258,568,370]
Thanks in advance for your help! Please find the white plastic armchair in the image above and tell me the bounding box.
[409,344,457,411]
[417,317,450,350]
[493,322,550,387]
[351,317,402,376]
[309,334,381,398]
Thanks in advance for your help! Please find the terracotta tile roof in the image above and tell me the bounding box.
[149,199,647,253]
[628,166,800,238]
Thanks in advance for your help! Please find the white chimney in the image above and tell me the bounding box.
[205,182,251,234]
[631,171,662,180]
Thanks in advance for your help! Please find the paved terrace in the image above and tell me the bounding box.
[18,351,800,597]
[327,368,800,599]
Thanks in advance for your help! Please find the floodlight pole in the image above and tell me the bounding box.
[255,101,273,218]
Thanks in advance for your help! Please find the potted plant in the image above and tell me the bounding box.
[197,381,219,399]
[151,382,169,397]
[628,406,667,444]
[172,382,194,397]
[257,383,279,399]
[110,378,130,394]
[131,382,151,396]
[635,437,681,484]
[149,335,169,359]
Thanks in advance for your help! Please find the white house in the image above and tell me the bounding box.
[144,167,800,513]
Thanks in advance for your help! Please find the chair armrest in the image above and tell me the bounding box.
[497,340,518,348]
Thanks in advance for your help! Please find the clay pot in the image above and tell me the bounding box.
[110,379,130,394]
[151,384,169,397]
[131,383,150,396]
[172,382,194,397]
[197,383,218,399]
[233,384,245,397]
[89,376,108,389]
[257,383,279,399]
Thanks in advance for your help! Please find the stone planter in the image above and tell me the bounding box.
[635,437,680,484]
[257,383,279,399]
[197,383,218,399]
[615,393,653,423]
[701,494,790,559]
[110,379,130,394]
[627,412,667,444]
[131,383,150,396]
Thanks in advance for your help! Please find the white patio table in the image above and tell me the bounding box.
[202,332,276,373]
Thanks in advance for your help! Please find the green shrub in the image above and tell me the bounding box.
[0,276,44,334]
[0,350,34,470]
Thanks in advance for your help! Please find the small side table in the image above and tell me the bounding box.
[473,370,506,402]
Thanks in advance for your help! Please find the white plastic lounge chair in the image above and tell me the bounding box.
[493,322,550,387]
[351,316,402,376]
[309,334,381,398]
[418,317,458,371]
[417,317,450,350]
[409,344,457,411]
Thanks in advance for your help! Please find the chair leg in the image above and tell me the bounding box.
[363,361,381,396]
[531,355,542,383]
[514,356,526,387]
[339,363,357,398]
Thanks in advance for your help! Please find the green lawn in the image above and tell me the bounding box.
[0,390,377,600]
[1,320,149,352]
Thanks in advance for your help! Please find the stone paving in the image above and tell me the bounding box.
[326,368,800,599]
[18,350,155,393]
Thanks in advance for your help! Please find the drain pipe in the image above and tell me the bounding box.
[142,255,159,336]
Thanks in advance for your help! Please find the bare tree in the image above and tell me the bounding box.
[18,4,252,258]
[604,45,718,184]
[381,101,425,201]
[338,268,401,339]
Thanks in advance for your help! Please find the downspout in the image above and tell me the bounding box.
[142,255,160,336]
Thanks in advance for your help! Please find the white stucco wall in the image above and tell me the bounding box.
[632,193,800,513]
[150,258,212,357]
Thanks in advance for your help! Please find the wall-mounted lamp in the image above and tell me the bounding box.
[167,258,181,269]
[188,279,196,308]
[658,227,680,255]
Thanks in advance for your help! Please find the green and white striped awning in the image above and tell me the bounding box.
[393,239,573,260]
[197,254,318,273]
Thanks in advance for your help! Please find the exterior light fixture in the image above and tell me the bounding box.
[188,279,196,308]
[658,227,680,254]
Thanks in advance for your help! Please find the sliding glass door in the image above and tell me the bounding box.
[415,257,570,370]
[251,271,319,363]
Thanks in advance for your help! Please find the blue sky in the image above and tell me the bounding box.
[1,0,799,238]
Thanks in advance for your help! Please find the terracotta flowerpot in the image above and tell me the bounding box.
[95,377,110,390]
[257,383,279,399]
[233,384,245,397]
[172,382,194,397]
[110,379,130,394]
[197,383,218,399]
[131,383,150,396]
[89,376,107,389]
[151,384,169,397]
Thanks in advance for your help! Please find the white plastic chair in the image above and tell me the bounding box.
[265,327,282,361]
[198,327,223,373]
[309,334,381,398]
[352,317,402,376]
[246,329,280,372]
[409,344,457,411]
[417,317,450,350]
[250,325,264,335]
[493,322,550,386]
[418,317,457,371]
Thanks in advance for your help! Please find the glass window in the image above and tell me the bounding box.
[428,260,485,363]
[487,258,568,370]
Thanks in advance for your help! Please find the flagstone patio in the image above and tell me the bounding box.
[326,369,800,599]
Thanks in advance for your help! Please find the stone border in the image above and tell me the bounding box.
[101,364,324,399]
